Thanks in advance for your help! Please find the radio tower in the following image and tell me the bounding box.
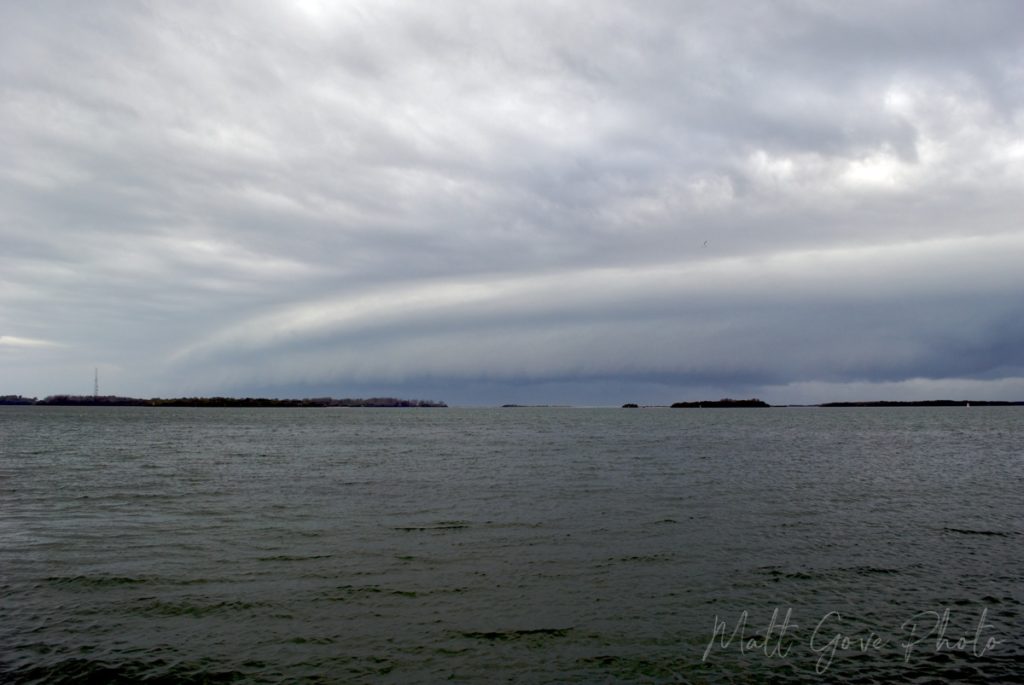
[94,367,99,400]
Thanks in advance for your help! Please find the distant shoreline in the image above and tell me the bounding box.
[623,399,1024,408]
[2,395,1023,409]
[815,400,1024,407]
[0,395,447,408]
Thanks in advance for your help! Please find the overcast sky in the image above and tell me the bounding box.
[3,1,1024,405]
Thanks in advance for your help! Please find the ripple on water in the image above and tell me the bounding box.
[1,406,1021,683]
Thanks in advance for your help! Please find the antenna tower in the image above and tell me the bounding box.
[94,368,99,400]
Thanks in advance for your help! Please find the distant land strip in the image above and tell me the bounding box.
[3,395,1022,408]
[816,400,1024,407]
[671,398,769,408]
[622,398,1024,408]
[0,395,447,408]
[622,398,770,408]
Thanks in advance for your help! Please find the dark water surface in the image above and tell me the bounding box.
[1,406,1021,683]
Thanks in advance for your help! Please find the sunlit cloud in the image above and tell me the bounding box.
[0,335,62,349]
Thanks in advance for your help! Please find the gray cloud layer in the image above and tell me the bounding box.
[3,1,1023,404]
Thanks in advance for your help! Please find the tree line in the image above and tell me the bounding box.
[2,395,447,408]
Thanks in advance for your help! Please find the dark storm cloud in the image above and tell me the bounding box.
[2,1,1023,403]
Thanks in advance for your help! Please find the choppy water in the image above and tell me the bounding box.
[1,406,1021,683]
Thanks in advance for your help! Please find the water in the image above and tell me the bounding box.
[1,406,1021,683]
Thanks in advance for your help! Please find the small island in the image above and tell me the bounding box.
[671,398,770,408]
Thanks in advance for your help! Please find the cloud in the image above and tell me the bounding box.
[0,335,62,349]
[168,231,1024,396]
[1,1,1023,402]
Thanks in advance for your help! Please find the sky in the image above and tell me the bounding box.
[3,1,1024,406]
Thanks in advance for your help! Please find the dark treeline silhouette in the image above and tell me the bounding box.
[671,398,770,408]
[0,395,36,405]
[23,395,447,408]
[820,400,1024,407]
